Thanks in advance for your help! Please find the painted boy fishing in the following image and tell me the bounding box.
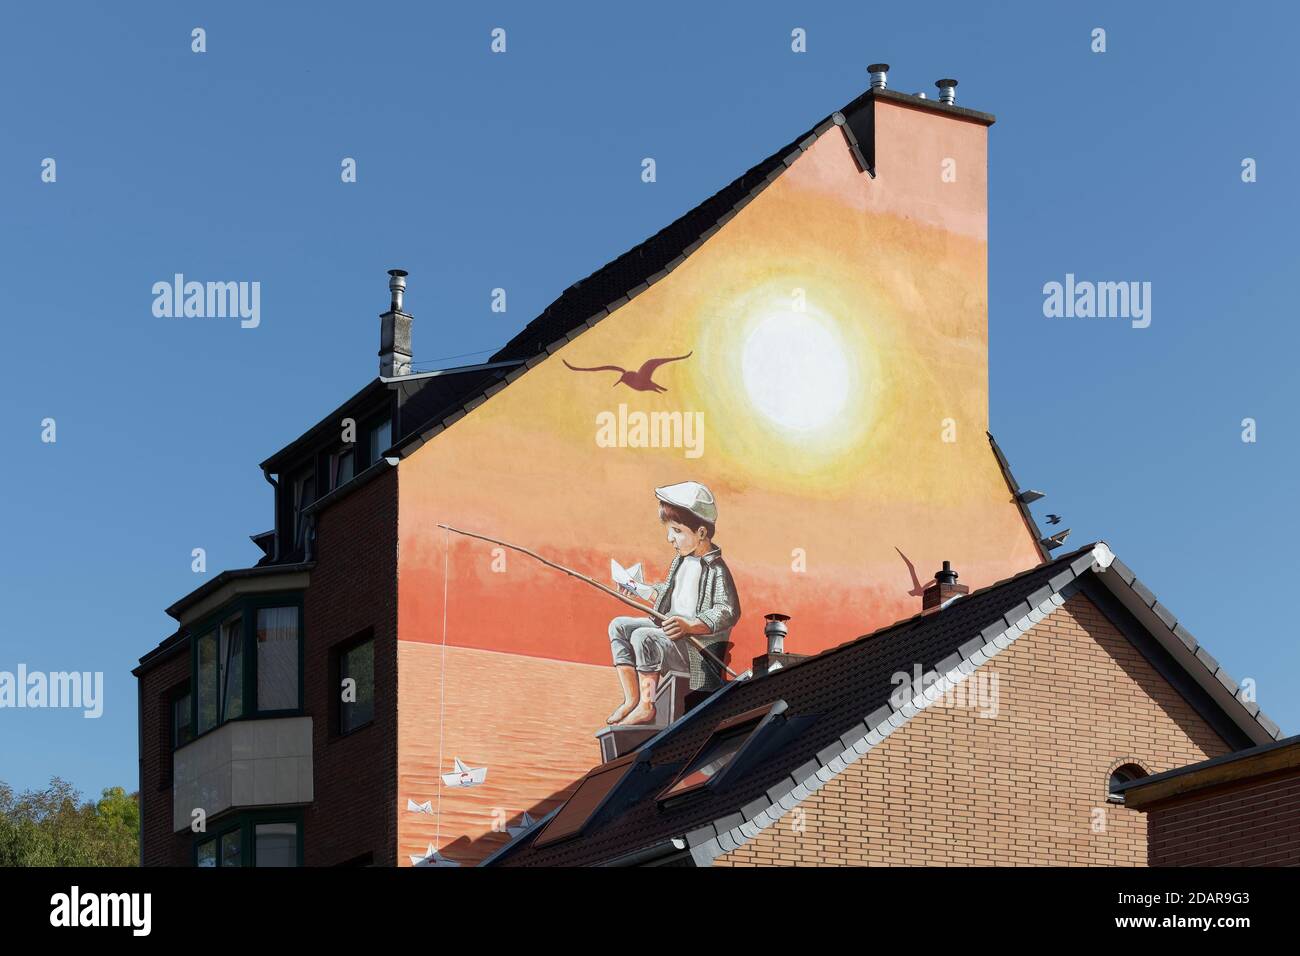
[606,481,741,726]
[436,480,741,729]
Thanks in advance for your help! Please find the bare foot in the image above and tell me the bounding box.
[618,702,657,726]
[606,700,636,724]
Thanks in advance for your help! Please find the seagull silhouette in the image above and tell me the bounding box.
[1046,514,1062,525]
[895,547,927,598]
[563,352,693,393]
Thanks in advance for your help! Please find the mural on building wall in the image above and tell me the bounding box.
[394,108,1042,864]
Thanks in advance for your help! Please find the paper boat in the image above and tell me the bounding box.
[409,843,460,867]
[406,798,434,815]
[441,757,488,788]
[506,811,536,838]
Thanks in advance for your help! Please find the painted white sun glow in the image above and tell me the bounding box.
[741,311,851,432]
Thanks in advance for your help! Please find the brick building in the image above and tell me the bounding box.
[134,66,1285,867]
[1115,735,1300,867]
[487,544,1280,866]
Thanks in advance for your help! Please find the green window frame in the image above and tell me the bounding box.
[336,631,375,736]
[187,592,305,743]
[193,810,304,867]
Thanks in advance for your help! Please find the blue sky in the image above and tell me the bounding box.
[1,1,1295,798]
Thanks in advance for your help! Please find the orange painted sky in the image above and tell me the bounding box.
[396,116,1039,672]
[392,103,1041,865]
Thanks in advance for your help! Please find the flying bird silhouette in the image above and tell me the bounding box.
[1046,514,1062,525]
[894,547,927,598]
[563,352,693,393]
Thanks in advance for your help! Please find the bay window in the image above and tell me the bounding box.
[187,595,303,741]
[195,812,302,867]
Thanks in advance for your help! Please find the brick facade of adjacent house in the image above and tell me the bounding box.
[138,647,193,866]
[1142,769,1300,866]
[136,469,398,867]
[715,593,1233,867]
[300,469,399,867]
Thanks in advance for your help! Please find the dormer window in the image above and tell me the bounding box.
[291,473,315,552]
[368,417,392,465]
[328,447,355,490]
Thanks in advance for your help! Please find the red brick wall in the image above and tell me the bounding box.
[302,469,398,866]
[716,592,1233,866]
[137,646,192,866]
[137,468,399,867]
[1146,772,1300,866]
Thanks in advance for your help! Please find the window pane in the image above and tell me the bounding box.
[220,830,242,867]
[173,692,193,748]
[294,477,315,551]
[197,632,218,734]
[196,839,216,868]
[255,823,298,867]
[369,419,391,463]
[341,640,374,733]
[663,725,753,798]
[338,450,354,485]
[257,607,299,711]
[219,616,243,721]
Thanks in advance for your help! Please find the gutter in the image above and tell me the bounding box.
[598,838,690,868]
[136,672,144,867]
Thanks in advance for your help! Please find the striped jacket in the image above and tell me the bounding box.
[649,546,741,690]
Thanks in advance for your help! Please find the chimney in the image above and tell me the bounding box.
[868,63,889,90]
[379,269,413,377]
[935,78,958,105]
[922,560,969,610]
[752,613,806,677]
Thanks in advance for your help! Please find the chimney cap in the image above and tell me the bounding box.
[764,612,791,623]
[935,78,958,88]
[388,268,409,278]
[867,62,890,73]
[934,560,959,585]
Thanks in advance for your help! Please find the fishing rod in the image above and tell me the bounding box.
[437,523,738,679]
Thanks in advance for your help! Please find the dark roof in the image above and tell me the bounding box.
[486,542,1282,866]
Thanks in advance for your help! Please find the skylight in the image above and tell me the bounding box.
[658,701,788,802]
[532,752,638,848]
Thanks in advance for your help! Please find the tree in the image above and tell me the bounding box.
[0,778,139,866]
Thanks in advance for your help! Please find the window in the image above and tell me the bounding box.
[219,615,244,721]
[171,687,193,749]
[194,813,302,867]
[339,637,374,734]
[329,447,355,490]
[254,823,298,867]
[220,830,242,867]
[161,681,192,789]
[1109,763,1148,800]
[256,606,300,712]
[196,631,218,734]
[533,753,638,848]
[368,418,392,464]
[658,701,789,802]
[660,724,753,799]
[292,472,315,552]
[188,597,302,740]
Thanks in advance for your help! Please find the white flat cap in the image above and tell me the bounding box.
[655,481,717,523]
